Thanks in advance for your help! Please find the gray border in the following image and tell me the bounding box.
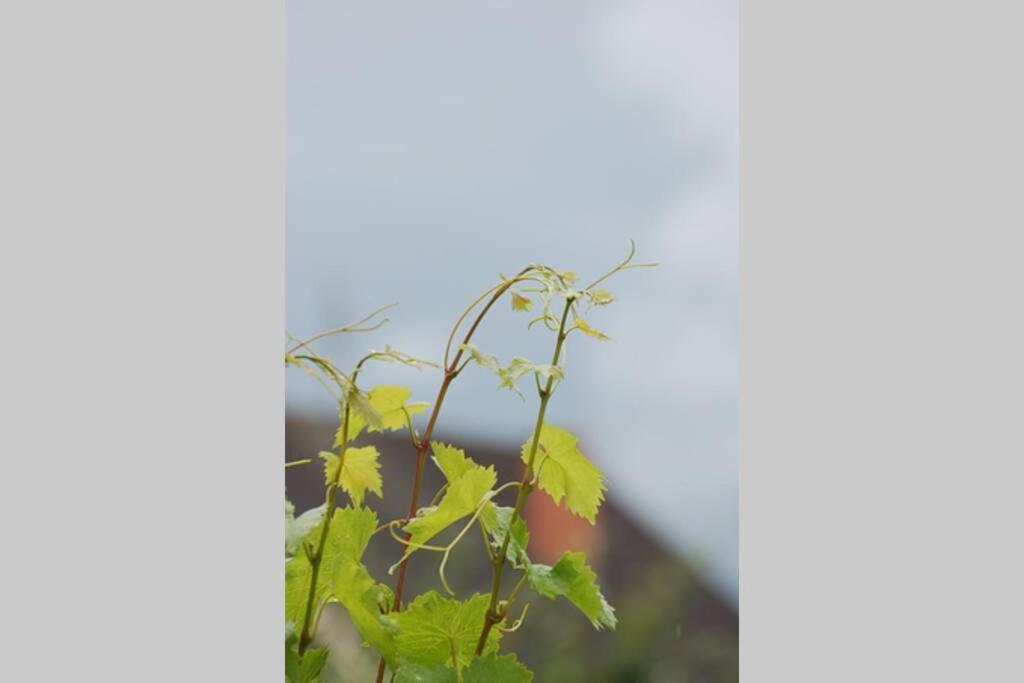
[741,0,1023,679]
[2,1,283,680]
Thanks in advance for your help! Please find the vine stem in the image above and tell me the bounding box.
[296,358,367,654]
[474,297,573,655]
[374,269,534,683]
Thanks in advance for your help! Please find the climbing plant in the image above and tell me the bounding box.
[285,243,654,682]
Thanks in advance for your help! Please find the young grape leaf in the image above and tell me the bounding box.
[479,505,530,568]
[403,465,496,557]
[395,654,533,683]
[458,343,501,374]
[335,385,429,446]
[574,318,612,341]
[365,385,430,433]
[511,292,533,311]
[527,551,616,630]
[346,389,382,434]
[284,506,377,634]
[394,592,501,671]
[521,423,606,524]
[286,500,326,556]
[429,444,527,565]
[497,357,563,397]
[319,446,383,506]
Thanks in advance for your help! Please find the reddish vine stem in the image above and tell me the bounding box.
[374,269,532,683]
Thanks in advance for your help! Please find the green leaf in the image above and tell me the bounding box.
[332,555,398,668]
[430,442,477,483]
[346,389,383,435]
[284,506,377,635]
[394,592,500,671]
[320,447,382,506]
[527,551,616,630]
[403,465,496,556]
[366,385,430,433]
[334,385,429,446]
[464,653,534,682]
[511,292,533,311]
[285,644,328,683]
[286,501,326,556]
[459,343,501,374]
[395,654,533,683]
[285,554,316,633]
[521,423,606,524]
[479,505,530,568]
[394,662,455,683]
[574,317,611,341]
[458,346,559,399]
[497,357,563,397]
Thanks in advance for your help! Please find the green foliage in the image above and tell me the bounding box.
[284,506,377,633]
[284,246,652,682]
[331,549,399,668]
[458,343,501,374]
[528,551,617,630]
[393,662,455,683]
[336,385,429,445]
[285,638,328,683]
[522,423,606,524]
[510,292,533,312]
[286,500,325,556]
[431,441,477,483]
[402,463,496,558]
[319,446,382,506]
[463,653,534,682]
[395,592,501,671]
[573,317,612,341]
[395,653,533,682]
[480,505,530,568]
[459,343,565,399]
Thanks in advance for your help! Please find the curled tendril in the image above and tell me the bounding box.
[498,603,530,633]
[386,520,448,575]
[383,481,523,592]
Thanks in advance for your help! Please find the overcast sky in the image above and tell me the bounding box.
[287,0,737,603]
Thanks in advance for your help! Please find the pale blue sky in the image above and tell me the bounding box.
[287,0,737,602]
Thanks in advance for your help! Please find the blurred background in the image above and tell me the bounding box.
[287,1,736,680]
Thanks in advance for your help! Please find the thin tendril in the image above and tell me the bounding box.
[286,302,398,354]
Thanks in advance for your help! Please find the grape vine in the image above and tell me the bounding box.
[285,243,654,682]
